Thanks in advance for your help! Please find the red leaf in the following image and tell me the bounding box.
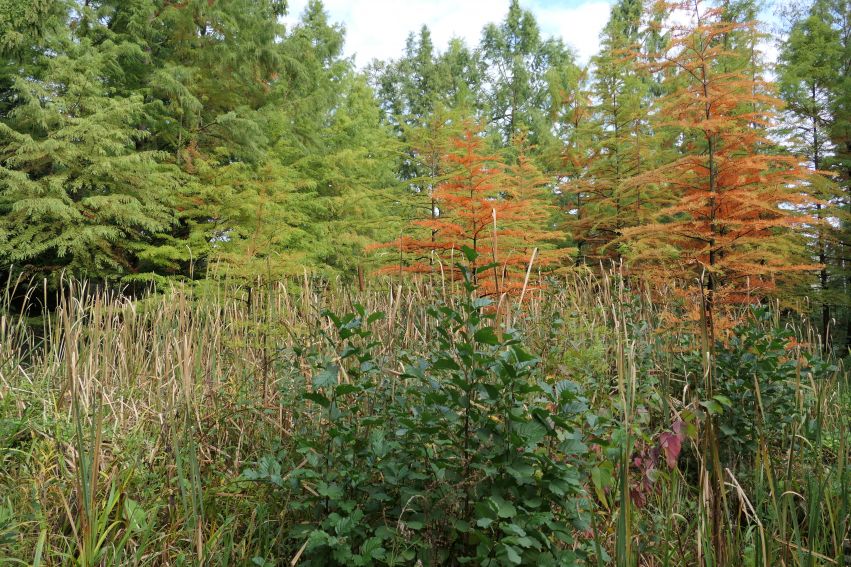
[659,432,682,469]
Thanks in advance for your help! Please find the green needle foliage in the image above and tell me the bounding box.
[777,0,848,348]
[0,27,182,280]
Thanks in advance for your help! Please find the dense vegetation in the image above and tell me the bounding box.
[1,0,850,565]
[1,0,849,341]
[0,269,847,565]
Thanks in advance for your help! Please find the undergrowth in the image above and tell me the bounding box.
[0,268,847,565]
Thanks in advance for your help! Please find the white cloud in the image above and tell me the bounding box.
[535,2,612,62]
[282,0,615,66]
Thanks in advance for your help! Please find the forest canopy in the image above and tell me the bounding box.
[1,0,850,343]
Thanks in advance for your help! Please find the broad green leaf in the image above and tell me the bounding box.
[302,392,330,407]
[474,327,500,345]
[313,363,339,388]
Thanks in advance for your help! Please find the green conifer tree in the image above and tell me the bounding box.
[479,0,578,147]
[565,0,664,264]
[0,17,182,281]
[778,0,846,346]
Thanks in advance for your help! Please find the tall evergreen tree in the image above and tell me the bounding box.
[778,0,846,346]
[436,38,484,114]
[479,0,578,147]
[191,1,398,281]
[553,65,598,263]
[0,0,68,120]
[0,7,183,281]
[22,0,289,281]
[825,0,851,346]
[565,0,663,264]
[369,26,481,186]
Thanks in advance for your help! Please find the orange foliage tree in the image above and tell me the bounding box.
[377,125,563,295]
[620,0,818,322]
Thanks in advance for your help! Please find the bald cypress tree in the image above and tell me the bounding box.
[499,132,569,284]
[621,1,818,320]
[823,0,851,347]
[195,2,399,282]
[564,0,665,264]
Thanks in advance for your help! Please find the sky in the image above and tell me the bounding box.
[281,0,615,66]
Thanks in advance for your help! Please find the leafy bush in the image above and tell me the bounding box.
[245,268,594,565]
[688,308,834,462]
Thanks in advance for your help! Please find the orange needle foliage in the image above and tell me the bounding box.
[620,0,820,320]
[377,125,564,295]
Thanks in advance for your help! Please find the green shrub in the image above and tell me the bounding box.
[707,309,826,460]
[245,266,594,565]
